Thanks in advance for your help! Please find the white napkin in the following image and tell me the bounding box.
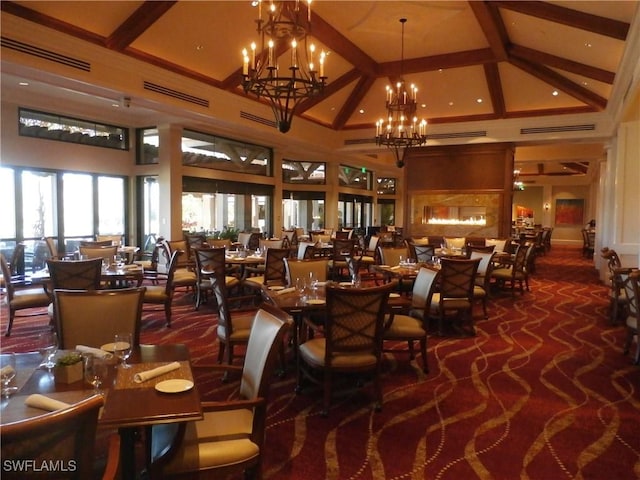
[25,394,71,412]
[0,365,15,378]
[75,345,113,360]
[134,362,180,383]
[275,287,296,295]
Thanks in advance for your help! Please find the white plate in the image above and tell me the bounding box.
[155,379,194,394]
[389,293,400,298]
[306,299,326,305]
[100,343,117,352]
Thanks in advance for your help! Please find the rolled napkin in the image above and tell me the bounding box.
[25,394,71,412]
[134,361,181,384]
[0,365,15,378]
[275,286,296,295]
[75,345,113,360]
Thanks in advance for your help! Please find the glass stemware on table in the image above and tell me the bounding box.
[83,354,107,394]
[113,333,132,369]
[38,330,58,370]
[0,352,18,397]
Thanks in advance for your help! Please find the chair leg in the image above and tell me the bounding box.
[217,341,225,363]
[322,371,332,417]
[419,338,428,374]
[4,311,15,337]
[164,303,172,327]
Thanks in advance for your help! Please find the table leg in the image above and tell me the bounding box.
[118,427,137,480]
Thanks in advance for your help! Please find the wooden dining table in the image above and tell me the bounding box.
[0,344,203,480]
[28,264,145,288]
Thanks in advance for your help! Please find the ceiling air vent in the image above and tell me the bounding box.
[426,131,487,140]
[521,124,595,135]
[240,111,277,128]
[343,130,486,146]
[143,81,209,108]
[1,37,90,72]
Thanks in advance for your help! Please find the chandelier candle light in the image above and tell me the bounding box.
[242,0,327,133]
[375,18,427,168]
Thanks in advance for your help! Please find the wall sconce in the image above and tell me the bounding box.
[544,202,550,211]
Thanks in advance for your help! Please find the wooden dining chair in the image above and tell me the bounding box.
[0,395,120,480]
[429,257,481,336]
[244,247,290,288]
[78,245,118,265]
[148,303,290,479]
[284,258,329,286]
[210,274,254,370]
[194,247,240,309]
[383,267,438,373]
[490,243,530,296]
[143,250,180,327]
[470,250,496,319]
[328,238,358,281]
[54,287,145,349]
[296,282,395,416]
[601,248,628,324]
[1,254,51,337]
[618,269,639,364]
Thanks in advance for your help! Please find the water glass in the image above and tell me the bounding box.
[84,355,107,394]
[38,331,58,370]
[113,333,132,369]
[0,353,17,397]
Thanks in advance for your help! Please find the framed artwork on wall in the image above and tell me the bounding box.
[555,199,584,225]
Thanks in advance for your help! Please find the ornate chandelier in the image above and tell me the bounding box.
[375,18,427,168]
[241,0,327,134]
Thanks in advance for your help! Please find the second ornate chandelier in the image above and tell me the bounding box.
[375,18,427,168]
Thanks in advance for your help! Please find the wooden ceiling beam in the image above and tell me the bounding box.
[509,55,607,110]
[1,1,105,46]
[469,1,509,61]
[378,49,494,76]
[105,1,176,51]
[495,1,629,40]
[297,69,361,114]
[332,75,376,130]
[306,5,378,76]
[484,63,506,117]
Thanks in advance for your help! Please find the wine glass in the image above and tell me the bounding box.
[83,355,107,394]
[113,333,132,369]
[38,330,58,370]
[0,353,17,398]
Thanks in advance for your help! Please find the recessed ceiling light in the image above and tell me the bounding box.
[111,103,120,108]
[449,101,454,106]
[438,69,443,73]
[476,98,483,103]
[421,103,426,108]
[196,45,204,51]
[582,81,589,86]
[552,90,559,96]
[18,81,29,86]
[584,42,592,48]
[358,109,365,114]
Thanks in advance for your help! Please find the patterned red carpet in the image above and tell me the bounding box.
[2,246,639,479]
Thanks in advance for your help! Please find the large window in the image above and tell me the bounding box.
[182,177,274,236]
[338,194,373,229]
[19,108,128,150]
[1,166,128,271]
[282,191,325,232]
[339,165,372,190]
[282,160,326,185]
[136,128,272,177]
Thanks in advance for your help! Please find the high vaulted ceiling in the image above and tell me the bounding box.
[1,1,639,177]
